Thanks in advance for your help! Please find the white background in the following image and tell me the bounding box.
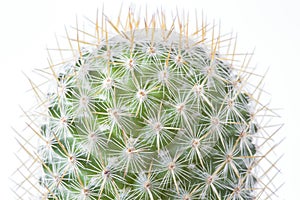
[0,0,298,199]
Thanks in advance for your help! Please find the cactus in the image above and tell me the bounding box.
[15,7,282,200]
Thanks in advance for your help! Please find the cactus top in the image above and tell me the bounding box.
[16,8,280,200]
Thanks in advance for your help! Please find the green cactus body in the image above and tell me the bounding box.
[16,7,281,200]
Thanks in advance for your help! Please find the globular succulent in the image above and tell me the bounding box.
[15,6,282,200]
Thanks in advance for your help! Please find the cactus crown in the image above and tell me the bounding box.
[14,6,282,200]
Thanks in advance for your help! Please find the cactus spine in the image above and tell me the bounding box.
[15,7,282,200]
